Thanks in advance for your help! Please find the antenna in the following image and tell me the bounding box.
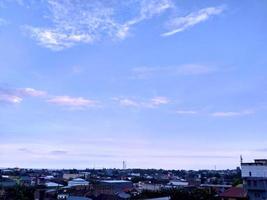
[240,155,243,164]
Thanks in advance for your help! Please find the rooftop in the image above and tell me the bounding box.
[144,197,170,200]
[100,180,131,183]
[220,187,247,198]
[242,159,267,166]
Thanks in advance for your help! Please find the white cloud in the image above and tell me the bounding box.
[0,18,7,26]
[18,87,47,97]
[177,64,217,75]
[71,66,83,74]
[24,0,172,50]
[117,98,140,107]
[162,6,225,36]
[131,66,163,79]
[0,87,46,104]
[150,96,169,106]
[0,94,22,104]
[25,26,95,51]
[47,96,97,108]
[114,96,170,108]
[0,86,100,109]
[211,110,254,117]
[176,110,198,115]
[127,0,173,25]
[132,64,217,79]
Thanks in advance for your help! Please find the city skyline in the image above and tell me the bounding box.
[1,0,267,169]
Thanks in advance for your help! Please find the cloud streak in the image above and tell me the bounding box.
[211,110,254,117]
[24,0,173,50]
[176,110,198,115]
[0,87,46,104]
[0,86,98,110]
[132,64,217,79]
[162,6,225,36]
[173,109,255,117]
[49,150,68,155]
[0,18,7,26]
[0,94,22,104]
[17,88,47,97]
[114,96,170,108]
[47,95,97,108]
[150,96,169,107]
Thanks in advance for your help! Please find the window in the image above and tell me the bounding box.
[254,180,257,187]
[254,192,260,198]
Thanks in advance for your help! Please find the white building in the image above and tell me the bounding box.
[241,159,267,200]
[242,159,267,177]
[45,182,63,188]
[167,180,189,187]
[68,178,89,187]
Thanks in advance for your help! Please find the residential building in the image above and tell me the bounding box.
[166,180,189,188]
[94,180,133,195]
[45,181,64,188]
[68,178,89,187]
[220,187,247,200]
[0,177,16,188]
[241,159,267,200]
[63,174,81,180]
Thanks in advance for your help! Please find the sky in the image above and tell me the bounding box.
[1,0,267,170]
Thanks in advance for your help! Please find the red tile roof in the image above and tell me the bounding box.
[220,187,247,198]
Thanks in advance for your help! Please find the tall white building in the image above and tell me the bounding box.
[241,159,267,200]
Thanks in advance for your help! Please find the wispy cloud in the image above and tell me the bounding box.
[0,88,22,104]
[24,0,172,50]
[17,148,32,153]
[176,110,198,115]
[47,96,97,108]
[117,0,173,39]
[0,87,46,104]
[115,98,140,107]
[132,64,217,79]
[17,147,68,156]
[17,87,47,97]
[173,109,255,117]
[211,110,254,117]
[162,6,225,36]
[150,96,169,106]
[0,86,99,110]
[0,18,7,26]
[114,96,170,108]
[0,94,22,104]
[177,64,217,75]
[49,150,68,155]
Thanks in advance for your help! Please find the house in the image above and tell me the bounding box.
[45,181,64,188]
[200,184,232,194]
[0,177,16,188]
[63,174,81,180]
[165,180,189,188]
[94,180,133,195]
[220,187,247,200]
[19,176,32,186]
[68,178,89,187]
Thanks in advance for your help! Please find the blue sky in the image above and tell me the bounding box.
[1,0,267,170]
